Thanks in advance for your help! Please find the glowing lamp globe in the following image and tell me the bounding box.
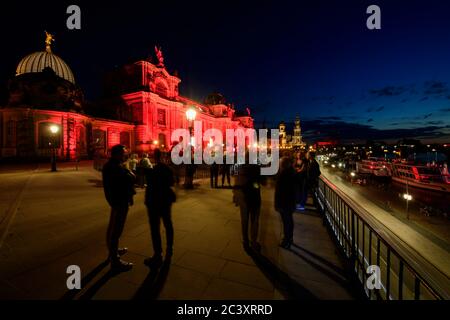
[186,108,197,121]
[49,125,59,134]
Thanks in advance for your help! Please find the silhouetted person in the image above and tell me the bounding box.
[234,158,262,252]
[210,162,219,188]
[306,151,321,207]
[137,153,152,188]
[294,152,307,211]
[102,144,135,272]
[220,162,231,187]
[275,157,297,249]
[144,149,176,267]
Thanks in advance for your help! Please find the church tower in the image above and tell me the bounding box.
[279,121,287,148]
[292,116,303,148]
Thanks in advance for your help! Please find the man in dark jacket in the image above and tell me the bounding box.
[275,157,297,249]
[102,144,136,272]
[144,149,176,267]
[235,158,262,252]
[210,162,219,188]
[306,151,321,206]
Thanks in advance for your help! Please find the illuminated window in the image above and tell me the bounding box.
[158,133,167,147]
[93,129,106,151]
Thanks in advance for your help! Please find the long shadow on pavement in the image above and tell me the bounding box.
[78,268,121,300]
[290,244,366,299]
[247,249,317,300]
[291,243,348,279]
[60,259,109,300]
[133,257,172,300]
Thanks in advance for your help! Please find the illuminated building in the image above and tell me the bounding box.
[0,34,253,160]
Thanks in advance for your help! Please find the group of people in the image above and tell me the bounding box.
[274,151,321,249]
[210,162,232,188]
[102,145,176,272]
[233,150,321,252]
[122,153,154,188]
[102,144,321,272]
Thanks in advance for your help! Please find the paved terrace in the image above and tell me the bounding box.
[0,161,359,300]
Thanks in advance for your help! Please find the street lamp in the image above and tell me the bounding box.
[350,171,356,184]
[186,107,197,125]
[184,107,197,189]
[403,193,413,219]
[49,125,59,172]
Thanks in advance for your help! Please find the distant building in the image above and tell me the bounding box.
[278,116,305,149]
[0,33,253,160]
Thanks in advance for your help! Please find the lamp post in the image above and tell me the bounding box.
[184,107,197,189]
[403,181,412,219]
[49,125,59,172]
[403,193,412,219]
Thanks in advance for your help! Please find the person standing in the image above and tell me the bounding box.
[235,157,262,252]
[220,158,231,188]
[294,152,307,211]
[210,162,219,188]
[128,154,139,176]
[137,153,152,188]
[275,157,297,249]
[102,144,136,272]
[144,149,176,267]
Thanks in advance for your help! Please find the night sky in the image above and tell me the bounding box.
[1,0,450,143]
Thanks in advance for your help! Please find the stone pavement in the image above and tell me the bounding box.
[0,161,357,300]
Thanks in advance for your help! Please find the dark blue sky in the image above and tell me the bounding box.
[1,0,450,142]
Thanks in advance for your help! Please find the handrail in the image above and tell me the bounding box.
[317,175,450,300]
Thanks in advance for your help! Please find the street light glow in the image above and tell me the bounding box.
[403,193,412,201]
[350,172,356,177]
[49,125,59,134]
[186,107,197,121]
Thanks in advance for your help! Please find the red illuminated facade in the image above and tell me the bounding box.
[0,37,253,160]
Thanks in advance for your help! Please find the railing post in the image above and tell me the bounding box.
[351,210,356,268]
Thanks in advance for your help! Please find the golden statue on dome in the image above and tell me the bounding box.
[45,31,55,52]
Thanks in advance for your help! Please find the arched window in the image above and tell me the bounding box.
[76,126,86,155]
[158,133,167,148]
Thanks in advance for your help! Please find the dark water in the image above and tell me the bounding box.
[390,181,450,213]
[368,175,449,214]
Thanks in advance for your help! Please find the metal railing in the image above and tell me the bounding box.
[316,175,450,300]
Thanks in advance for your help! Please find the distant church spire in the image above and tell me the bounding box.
[44,31,55,53]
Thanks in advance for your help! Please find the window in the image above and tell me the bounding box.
[120,131,130,148]
[93,129,106,151]
[76,126,86,154]
[157,109,166,126]
[158,133,167,148]
[5,120,16,147]
[132,104,143,123]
